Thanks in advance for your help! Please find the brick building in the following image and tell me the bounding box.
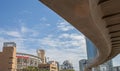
[0,42,17,71]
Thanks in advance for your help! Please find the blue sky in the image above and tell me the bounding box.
[0,0,120,71]
[0,0,86,71]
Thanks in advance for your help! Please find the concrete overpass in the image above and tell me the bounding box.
[39,0,120,71]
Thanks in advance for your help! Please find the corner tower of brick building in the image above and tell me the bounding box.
[37,49,46,64]
[0,42,16,71]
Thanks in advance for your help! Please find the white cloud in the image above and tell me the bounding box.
[0,37,24,51]
[57,21,74,31]
[20,22,40,37]
[59,33,85,40]
[38,33,86,54]
[37,33,87,71]
[21,26,28,33]
[0,37,6,51]
[21,26,39,37]
[0,36,37,56]
[6,31,21,38]
[39,36,61,48]
[1,18,120,71]
[17,48,37,56]
[39,33,86,49]
[45,48,87,71]
[40,17,47,21]
[19,10,32,15]
[46,24,50,26]
[0,30,22,38]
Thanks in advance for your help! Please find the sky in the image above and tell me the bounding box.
[0,0,120,71]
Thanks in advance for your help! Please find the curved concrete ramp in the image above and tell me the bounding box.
[39,0,120,71]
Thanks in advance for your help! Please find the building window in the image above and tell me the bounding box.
[8,68,12,69]
[9,57,14,59]
[8,62,13,64]
[23,59,27,63]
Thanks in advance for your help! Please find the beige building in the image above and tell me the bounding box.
[37,49,58,71]
[38,61,58,71]
[37,49,46,64]
[0,42,17,71]
[0,43,58,71]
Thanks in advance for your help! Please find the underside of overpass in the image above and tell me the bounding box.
[39,0,120,71]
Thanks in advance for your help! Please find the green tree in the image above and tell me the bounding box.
[60,69,75,71]
[22,66,50,71]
